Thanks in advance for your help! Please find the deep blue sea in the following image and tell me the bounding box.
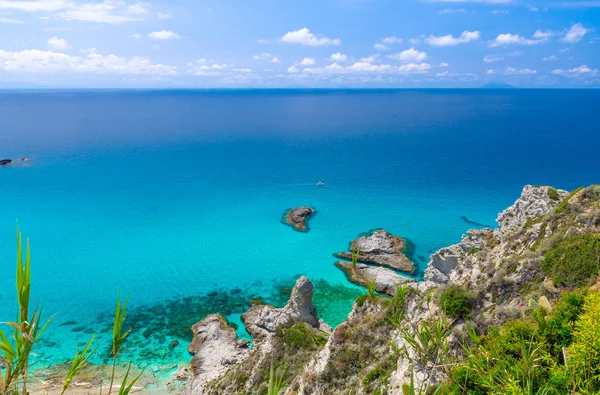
[0,89,599,370]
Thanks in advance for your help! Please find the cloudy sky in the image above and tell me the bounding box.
[0,0,598,88]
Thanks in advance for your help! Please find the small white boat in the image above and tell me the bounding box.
[316,181,325,186]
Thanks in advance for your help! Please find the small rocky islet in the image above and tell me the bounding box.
[284,206,315,232]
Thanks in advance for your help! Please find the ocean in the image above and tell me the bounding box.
[0,89,599,369]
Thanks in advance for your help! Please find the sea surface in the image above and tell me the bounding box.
[0,89,599,371]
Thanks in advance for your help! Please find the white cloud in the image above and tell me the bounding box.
[187,59,230,76]
[298,61,431,75]
[252,52,279,63]
[533,29,554,39]
[422,0,512,3]
[382,36,402,44]
[486,69,496,75]
[232,68,252,73]
[287,65,299,73]
[552,65,598,76]
[426,30,480,46]
[439,8,468,13]
[439,62,449,67]
[0,16,23,23]
[489,33,544,47]
[156,12,170,19]
[561,23,591,43]
[329,52,347,62]
[281,27,340,46]
[484,55,504,63]
[492,9,509,14]
[129,33,141,39]
[526,4,539,11]
[388,48,427,62]
[542,55,558,61]
[0,48,177,74]
[360,54,379,63]
[374,43,389,51]
[148,30,179,40]
[57,1,152,24]
[504,66,537,75]
[48,36,69,50]
[409,38,421,45]
[299,57,315,65]
[0,0,71,12]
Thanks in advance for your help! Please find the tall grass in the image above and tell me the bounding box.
[0,226,52,394]
[108,291,131,394]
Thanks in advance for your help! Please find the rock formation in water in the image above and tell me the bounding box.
[335,261,414,296]
[285,206,315,232]
[181,184,600,394]
[0,159,13,166]
[335,229,415,273]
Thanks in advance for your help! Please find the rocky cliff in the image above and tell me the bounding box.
[181,185,600,394]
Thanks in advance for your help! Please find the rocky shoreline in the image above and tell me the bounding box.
[42,184,600,394]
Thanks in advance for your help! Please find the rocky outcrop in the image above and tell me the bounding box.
[335,229,415,273]
[496,185,568,238]
[186,314,250,394]
[285,207,315,232]
[335,261,414,296]
[242,276,322,341]
[0,159,13,166]
[424,228,495,284]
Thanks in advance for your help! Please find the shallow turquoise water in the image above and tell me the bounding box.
[0,89,599,368]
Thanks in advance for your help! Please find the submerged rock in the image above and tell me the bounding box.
[335,261,414,296]
[285,206,315,232]
[0,159,13,166]
[335,229,415,273]
[242,276,322,341]
[187,314,250,393]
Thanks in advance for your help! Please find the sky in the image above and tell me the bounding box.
[0,0,599,88]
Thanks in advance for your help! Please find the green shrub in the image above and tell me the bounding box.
[547,188,560,201]
[541,234,600,288]
[555,186,584,214]
[279,323,327,350]
[440,286,473,319]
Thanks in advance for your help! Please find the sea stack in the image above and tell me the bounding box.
[0,159,13,166]
[335,229,415,273]
[285,206,315,232]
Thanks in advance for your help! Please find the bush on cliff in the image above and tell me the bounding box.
[541,234,600,288]
[440,286,473,319]
[436,289,600,395]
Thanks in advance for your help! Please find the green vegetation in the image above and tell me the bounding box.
[386,284,410,328]
[0,226,52,394]
[433,289,600,395]
[109,291,131,394]
[279,323,327,350]
[554,186,584,214]
[440,286,473,319]
[267,358,286,395]
[61,334,98,395]
[351,247,361,273]
[547,188,560,201]
[541,234,600,288]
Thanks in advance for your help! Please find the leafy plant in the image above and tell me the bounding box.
[109,291,131,394]
[61,334,98,395]
[267,357,286,395]
[116,363,144,395]
[366,277,378,302]
[0,226,52,394]
[440,286,473,320]
[351,247,361,273]
[386,284,409,328]
[541,234,600,289]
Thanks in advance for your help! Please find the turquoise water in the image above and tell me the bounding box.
[0,89,599,368]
